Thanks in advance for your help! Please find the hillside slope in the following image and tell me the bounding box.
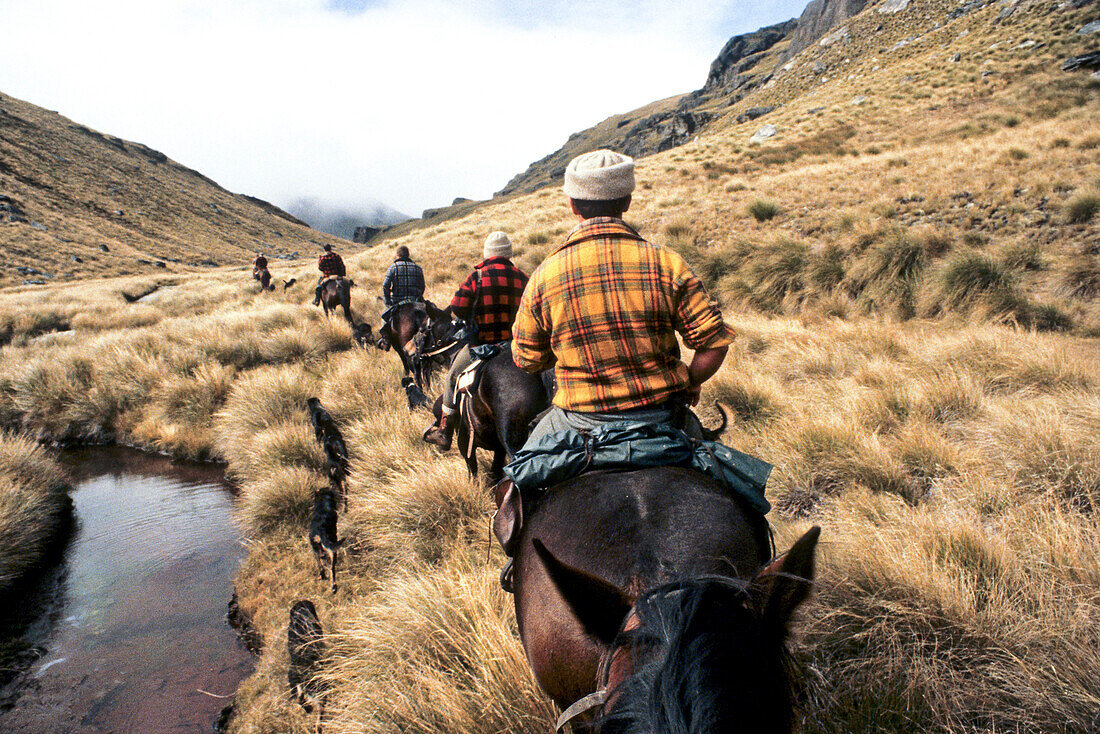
[0,91,346,286]
[497,0,1099,197]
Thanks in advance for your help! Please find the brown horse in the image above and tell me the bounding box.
[513,467,818,732]
[319,277,354,322]
[380,300,451,387]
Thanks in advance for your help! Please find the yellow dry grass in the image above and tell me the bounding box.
[0,0,1096,731]
[0,433,70,588]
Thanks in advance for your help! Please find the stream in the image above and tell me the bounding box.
[0,448,254,733]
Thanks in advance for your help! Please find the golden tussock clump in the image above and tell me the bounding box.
[0,433,70,588]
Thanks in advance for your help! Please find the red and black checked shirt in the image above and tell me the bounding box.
[513,218,734,412]
[450,257,529,344]
[318,251,346,277]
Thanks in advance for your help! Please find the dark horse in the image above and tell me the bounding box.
[319,277,354,322]
[253,266,274,291]
[513,467,819,733]
[381,300,452,388]
[431,343,551,482]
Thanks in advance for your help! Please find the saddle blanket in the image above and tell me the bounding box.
[504,421,772,516]
[381,299,426,322]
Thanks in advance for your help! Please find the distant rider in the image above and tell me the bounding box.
[313,244,347,305]
[423,232,528,450]
[382,245,425,307]
[253,252,273,289]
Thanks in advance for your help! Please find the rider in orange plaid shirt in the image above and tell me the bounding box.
[512,150,734,444]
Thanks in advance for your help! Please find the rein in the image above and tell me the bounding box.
[554,690,607,733]
[420,338,462,358]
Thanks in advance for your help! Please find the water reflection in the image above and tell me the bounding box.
[0,448,254,734]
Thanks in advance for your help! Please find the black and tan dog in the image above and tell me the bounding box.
[306,397,340,447]
[287,599,326,732]
[401,376,430,411]
[322,434,349,509]
[309,489,343,594]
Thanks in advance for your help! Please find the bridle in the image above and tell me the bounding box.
[554,608,644,733]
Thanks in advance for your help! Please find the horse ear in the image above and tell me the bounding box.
[752,526,820,628]
[532,538,633,646]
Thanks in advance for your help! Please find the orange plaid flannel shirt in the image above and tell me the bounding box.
[513,217,735,412]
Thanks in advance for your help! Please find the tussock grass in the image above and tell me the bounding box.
[0,433,70,588]
[1063,191,1099,223]
[324,556,555,734]
[747,198,781,221]
[933,251,1028,320]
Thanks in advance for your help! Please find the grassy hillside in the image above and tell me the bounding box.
[0,0,1096,731]
[0,91,347,286]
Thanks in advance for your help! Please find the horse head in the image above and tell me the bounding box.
[530,526,820,734]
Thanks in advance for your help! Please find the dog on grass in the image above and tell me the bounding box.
[306,397,340,447]
[309,489,343,594]
[288,599,326,731]
[322,434,349,509]
[401,376,430,411]
[352,322,375,349]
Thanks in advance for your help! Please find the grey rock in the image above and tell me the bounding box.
[812,60,827,73]
[750,125,778,143]
[1063,51,1100,71]
[878,0,911,13]
[948,0,996,20]
[70,255,83,263]
[99,244,110,252]
[702,19,799,92]
[736,106,777,123]
[353,225,385,244]
[951,52,962,61]
[781,0,872,63]
[1078,20,1100,34]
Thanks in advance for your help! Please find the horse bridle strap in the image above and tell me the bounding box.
[554,690,606,733]
[420,339,462,358]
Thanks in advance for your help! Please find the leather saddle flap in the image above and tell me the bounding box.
[492,480,522,556]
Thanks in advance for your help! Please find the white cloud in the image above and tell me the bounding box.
[0,0,805,216]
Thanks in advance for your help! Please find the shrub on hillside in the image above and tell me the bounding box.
[747,199,781,222]
[744,239,810,311]
[999,240,1044,271]
[1063,192,1099,223]
[844,229,927,318]
[809,244,847,290]
[935,253,1025,317]
[1063,255,1100,299]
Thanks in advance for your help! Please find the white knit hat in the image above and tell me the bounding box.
[483,231,513,259]
[563,149,635,201]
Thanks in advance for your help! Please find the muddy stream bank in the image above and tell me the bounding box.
[0,448,254,733]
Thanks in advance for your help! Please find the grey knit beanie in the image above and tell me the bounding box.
[483,231,513,259]
[563,150,635,201]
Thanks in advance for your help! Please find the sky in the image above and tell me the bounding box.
[1,0,807,218]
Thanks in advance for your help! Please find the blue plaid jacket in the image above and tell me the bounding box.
[383,258,425,306]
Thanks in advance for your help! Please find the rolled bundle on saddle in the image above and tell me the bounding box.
[503,422,773,515]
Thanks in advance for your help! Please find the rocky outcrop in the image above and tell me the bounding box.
[700,20,799,94]
[352,225,385,244]
[780,0,870,62]
[498,0,885,196]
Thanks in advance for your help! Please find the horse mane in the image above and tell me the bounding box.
[598,576,796,734]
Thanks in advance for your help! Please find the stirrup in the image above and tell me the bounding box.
[500,559,515,593]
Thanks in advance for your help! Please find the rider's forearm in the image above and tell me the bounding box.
[686,346,728,388]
